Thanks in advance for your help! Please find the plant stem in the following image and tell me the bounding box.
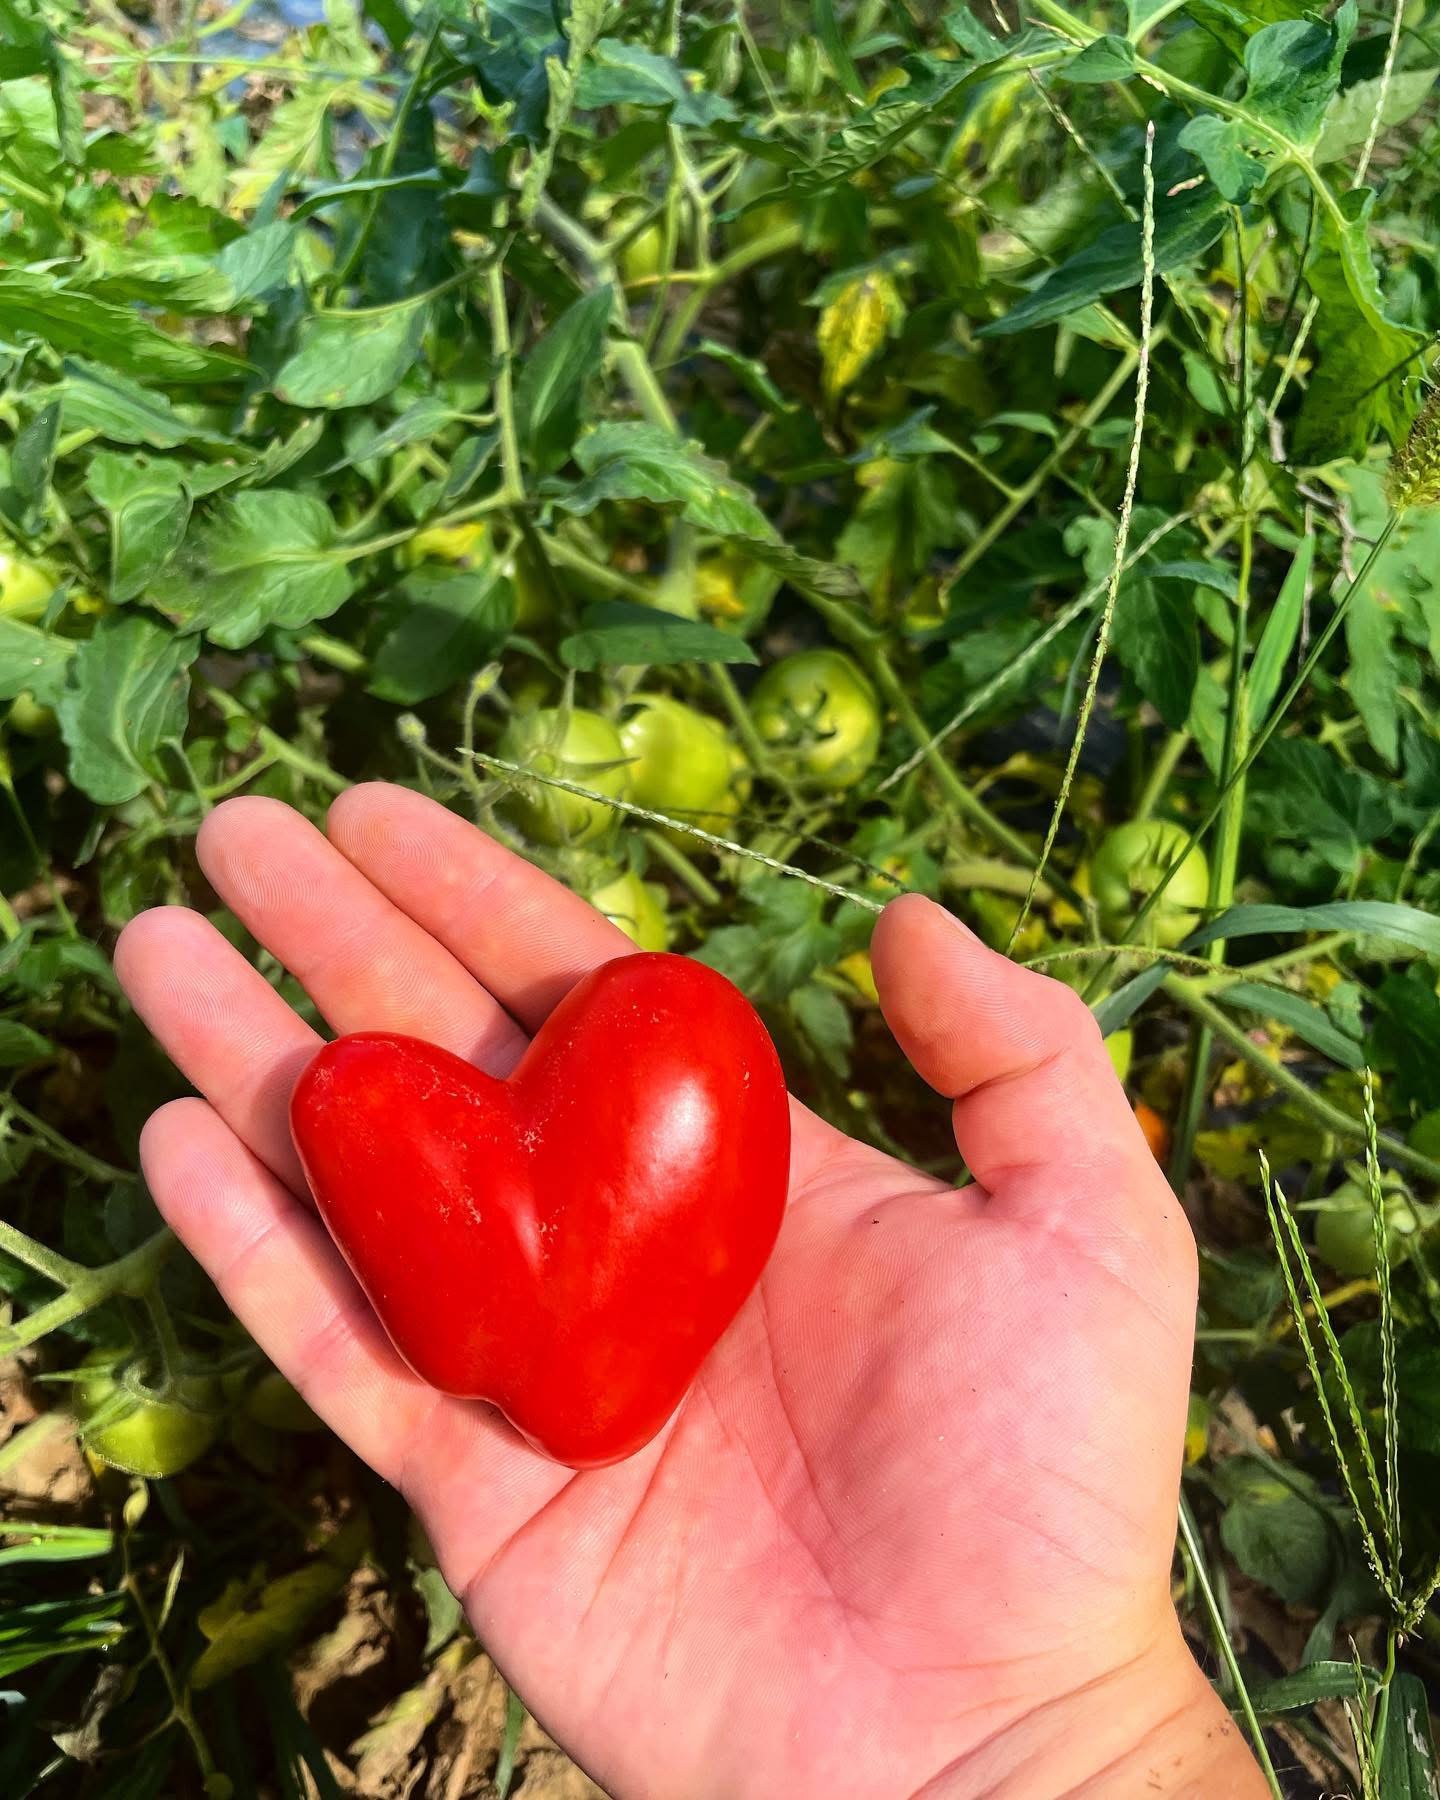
[943,349,1141,593]
[1177,1495,1285,1799]
[1171,500,1254,1189]
[298,630,367,674]
[642,830,722,906]
[203,685,348,796]
[0,1218,86,1286]
[1164,977,1440,1183]
[1097,514,1401,983]
[0,1228,176,1356]
[3,1098,134,1185]
[1134,730,1190,821]
[487,253,526,501]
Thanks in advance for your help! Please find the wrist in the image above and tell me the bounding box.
[921,1624,1268,1800]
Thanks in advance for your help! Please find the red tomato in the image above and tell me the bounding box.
[290,954,790,1469]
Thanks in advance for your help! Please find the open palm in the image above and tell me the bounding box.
[117,784,1248,1799]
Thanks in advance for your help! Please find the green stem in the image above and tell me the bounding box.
[325,19,441,296]
[1171,505,1254,1190]
[1165,977,1440,1183]
[1177,1496,1285,1799]
[543,535,653,603]
[203,685,348,796]
[1106,514,1401,975]
[298,630,367,674]
[488,254,526,501]
[708,661,776,778]
[1190,930,1349,995]
[1134,730,1190,822]
[3,1098,134,1185]
[943,349,1141,593]
[0,1228,176,1356]
[0,1218,86,1286]
[643,829,722,906]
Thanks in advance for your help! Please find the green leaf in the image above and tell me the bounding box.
[790,981,853,1076]
[1060,35,1136,83]
[215,218,297,301]
[1378,1672,1439,1800]
[368,566,513,703]
[86,453,192,603]
[1248,535,1312,727]
[1370,969,1440,1111]
[1111,572,1198,730]
[1249,738,1394,871]
[733,535,867,605]
[1216,1459,1335,1605]
[149,491,354,649]
[1293,195,1423,459]
[1243,0,1355,144]
[290,171,444,221]
[1190,900,1440,959]
[0,616,75,704]
[58,358,235,450]
[561,423,774,538]
[575,39,735,126]
[979,188,1228,337]
[1178,115,1268,203]
[694,878,840,1003]
[694,339,795,415]
[274,296,430,410]
[1316,66,1438,164]
[3,400,60,532]
[559,600,759,670]
[56,614,197,804]
[0,271,241,383]
[1218,982,1364,1069]
[1248,1659,1380,1714]
[514,285,613,472]
[0,1020,55,1066]
[1345,559,1402,765]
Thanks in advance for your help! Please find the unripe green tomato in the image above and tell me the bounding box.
[1104,1028,1134,1086]
[74,1357,224,1478]
[7,691,58,737]
[1408,1109,1440,1161]
[749,649,881,791]
[1314,1181,1422,1277]
[589,870,670,951]
[725,161,796,254]
[0,548,56,619]
[1091,819,1210,949]
[497,708,629,846]
[618,695,739,835]
[243,1370,325,1434]
[618,220,665,285]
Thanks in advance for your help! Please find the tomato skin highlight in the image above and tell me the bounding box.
[289,953,791,1469]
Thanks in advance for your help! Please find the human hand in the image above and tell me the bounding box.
[116,785,1264,1799]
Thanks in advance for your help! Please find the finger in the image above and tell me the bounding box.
[197,797,527,1072]
[326,783,633,1030]
[870,894,1158,1210]
[115,906,315,1191]
[141,1098,571,1590]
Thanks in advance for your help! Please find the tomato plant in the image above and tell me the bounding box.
[3,0,1440,1787]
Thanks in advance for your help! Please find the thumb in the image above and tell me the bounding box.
[870,893,1154,1203]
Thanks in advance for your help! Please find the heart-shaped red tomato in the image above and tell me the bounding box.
[290,953,790,1468]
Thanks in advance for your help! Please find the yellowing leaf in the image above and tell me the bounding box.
[817,271,904,400]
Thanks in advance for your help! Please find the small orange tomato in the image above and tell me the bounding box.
[1134,1100,1170,1164]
